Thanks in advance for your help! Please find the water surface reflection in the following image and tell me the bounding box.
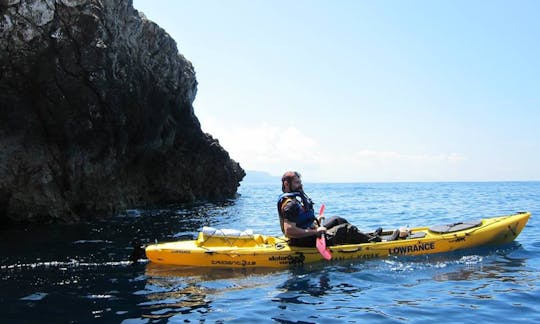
[141,263,287,320]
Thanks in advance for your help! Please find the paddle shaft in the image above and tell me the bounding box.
[316,204,332,260]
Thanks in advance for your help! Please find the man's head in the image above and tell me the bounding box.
[281,171,302,192]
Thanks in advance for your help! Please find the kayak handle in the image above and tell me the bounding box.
[337,247,361,253]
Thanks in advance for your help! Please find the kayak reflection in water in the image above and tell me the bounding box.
[277,171,385,247]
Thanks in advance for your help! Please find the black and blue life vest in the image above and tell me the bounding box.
[277,191,316,229]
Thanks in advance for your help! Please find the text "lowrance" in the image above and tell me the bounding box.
[388,242,435,255]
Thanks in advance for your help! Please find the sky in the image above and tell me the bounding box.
[133,0,539,182]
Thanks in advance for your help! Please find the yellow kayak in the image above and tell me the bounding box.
[145,211,530,268]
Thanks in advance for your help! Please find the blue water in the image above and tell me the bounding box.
[1,182,539,323]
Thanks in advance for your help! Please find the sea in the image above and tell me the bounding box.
[1,181,539,323]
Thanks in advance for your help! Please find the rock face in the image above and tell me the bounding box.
[0,0,244,225]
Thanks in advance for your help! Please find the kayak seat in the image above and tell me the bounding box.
[428,220,482,234]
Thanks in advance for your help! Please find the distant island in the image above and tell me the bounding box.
[242,171,280,184]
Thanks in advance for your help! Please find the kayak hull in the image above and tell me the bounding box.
[145,212,530,268]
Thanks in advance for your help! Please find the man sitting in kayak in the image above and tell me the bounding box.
[277,171,376,247]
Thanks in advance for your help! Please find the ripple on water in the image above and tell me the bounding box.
[20,292,48,301]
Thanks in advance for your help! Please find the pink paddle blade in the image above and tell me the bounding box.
[319,204,325,217]
[316,236,332,260]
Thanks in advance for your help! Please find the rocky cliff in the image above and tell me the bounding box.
[0,0,244,226]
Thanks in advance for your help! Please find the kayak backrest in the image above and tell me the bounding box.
[428,220,482,234]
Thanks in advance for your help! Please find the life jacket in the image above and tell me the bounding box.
[277,192,316,230]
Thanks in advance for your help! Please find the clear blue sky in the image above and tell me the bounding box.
[133,0,539,182]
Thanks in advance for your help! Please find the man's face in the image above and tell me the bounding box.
[290,176,302,192]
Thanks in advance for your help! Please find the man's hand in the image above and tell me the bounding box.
[316,226,327,236]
